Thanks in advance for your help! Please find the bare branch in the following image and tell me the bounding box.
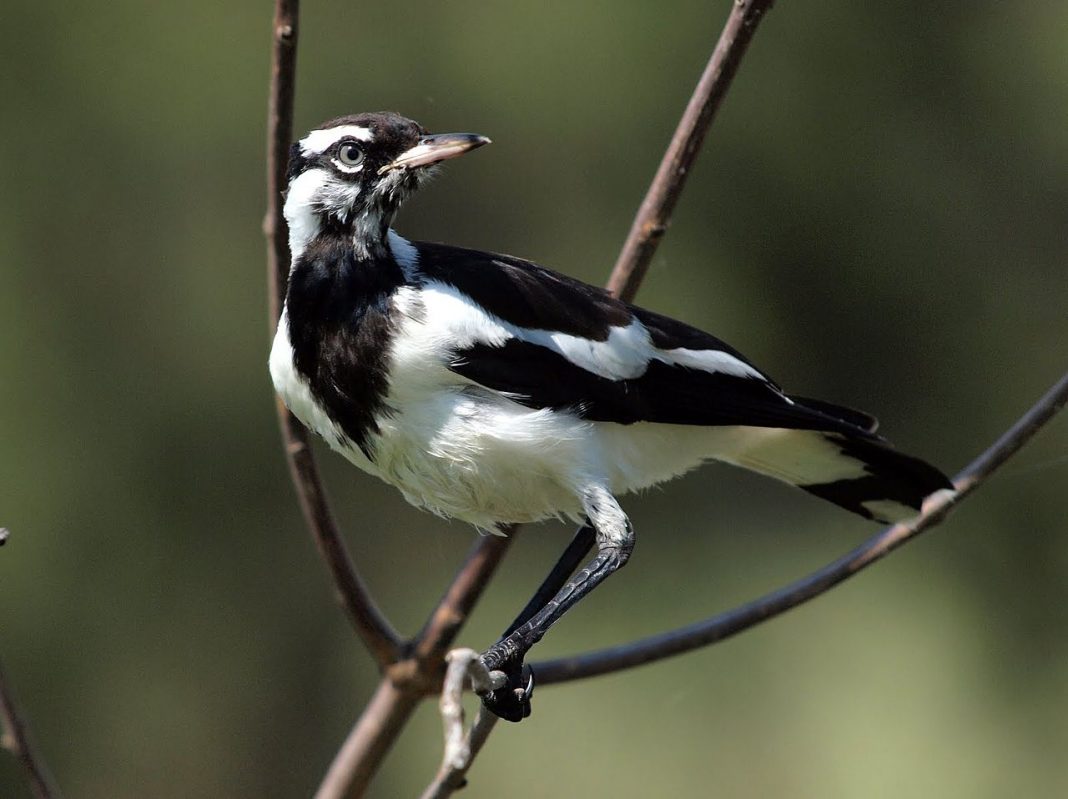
[606,0,777,303]
[313,533,515,799]
[420,650,502,799]
[0,659,62,799]
[412,529,516,664]
[532,370,1068,684]
[264,0,298,312]
[264,0,402,667]
[314,680,421,799]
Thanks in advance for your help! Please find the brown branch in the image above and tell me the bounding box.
[532,370,1068,684]
[313,680,421,799]
[0,659,62,799]
[410,529,516,665]
[315,532,515,799]
[606,0,777,303]
[264,0,402,667]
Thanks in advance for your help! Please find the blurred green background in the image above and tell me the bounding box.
[2,1,1066,796]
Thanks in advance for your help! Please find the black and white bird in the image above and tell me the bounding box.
[270,111,953,720]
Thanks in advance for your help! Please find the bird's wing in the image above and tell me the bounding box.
[413,241,878,437]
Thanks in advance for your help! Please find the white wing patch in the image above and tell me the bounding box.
[411,281,514,350]
[522,319,652,380]
[659,347,765,380]
[399,260,770,385]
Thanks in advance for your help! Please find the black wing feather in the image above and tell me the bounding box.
[419,241,879,439]
[416,242,630,340]
[450,340,879,439]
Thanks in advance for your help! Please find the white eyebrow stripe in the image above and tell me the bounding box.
[300,125,374,155]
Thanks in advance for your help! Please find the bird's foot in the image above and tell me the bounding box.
[479,639,534,722]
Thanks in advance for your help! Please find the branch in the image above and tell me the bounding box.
[419,650,501,799]
[314,533,515,799]
[264,0,402,667]
[411,529,517,665]
[0,659,62,799]
[313,680,421,799]
[606,0,777,303]
[532,370,1068,684]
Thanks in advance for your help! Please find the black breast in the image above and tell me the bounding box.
[285,235,406,458]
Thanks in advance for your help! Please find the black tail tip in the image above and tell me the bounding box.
[802,436,953,523]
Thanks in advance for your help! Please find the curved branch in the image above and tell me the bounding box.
[0,659,62,799]
[532,370,1068,684]
[606,0,777,303]
[264,0,402,667]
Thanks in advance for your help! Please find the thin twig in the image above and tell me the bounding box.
[532,371,1068,684]
[422,706,497,799]
[420,650,501,799]
[606,0,777,303]
[264,0,402,667]
[0,660,62,799]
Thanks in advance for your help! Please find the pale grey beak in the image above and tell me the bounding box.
[378,132,491,174]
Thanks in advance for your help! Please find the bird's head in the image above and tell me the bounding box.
[284,111,490,260]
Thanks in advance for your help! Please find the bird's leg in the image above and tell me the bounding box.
[480,488,633,721]
[501,523,596,638]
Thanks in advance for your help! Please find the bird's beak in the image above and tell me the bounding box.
[378,133,491,175]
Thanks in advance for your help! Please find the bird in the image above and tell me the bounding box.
[270,111,954,720]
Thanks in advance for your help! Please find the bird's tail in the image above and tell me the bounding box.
[715,403,953,524]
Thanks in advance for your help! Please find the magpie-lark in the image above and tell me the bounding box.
[270,111,954,720]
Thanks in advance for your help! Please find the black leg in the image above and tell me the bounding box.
[481,492,634,721]
[501,523,596,638]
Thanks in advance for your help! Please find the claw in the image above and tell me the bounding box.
[479,650,533,722]
[520,666,535,701]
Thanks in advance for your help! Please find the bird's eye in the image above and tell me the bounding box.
[337,142,364,167]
